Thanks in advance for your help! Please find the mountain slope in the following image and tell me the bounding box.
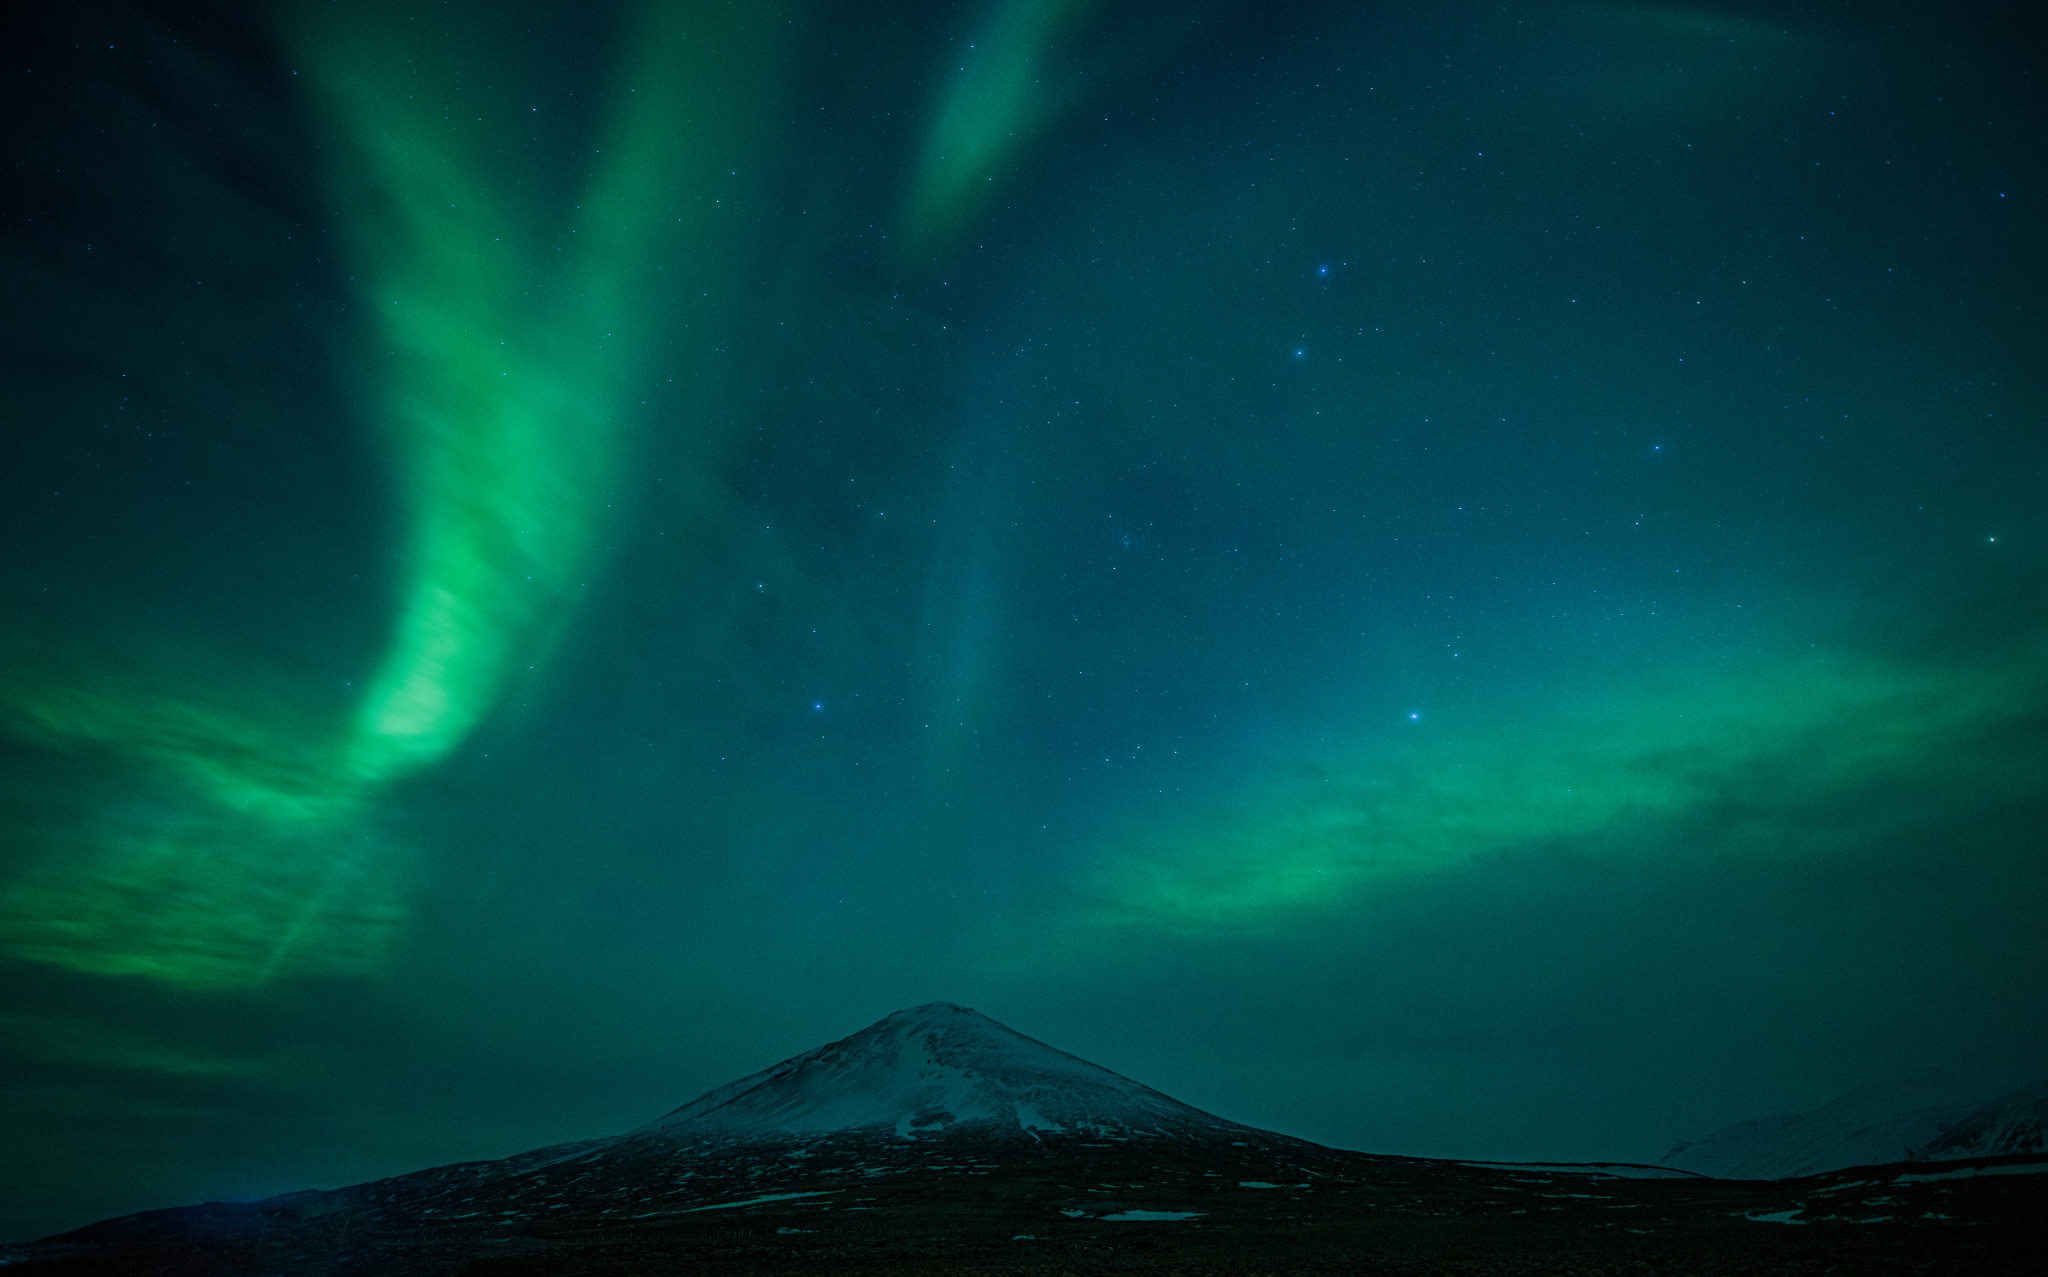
[1658,1112,1801,1178]
[632,1001,1264,1142]
[1661,1072,2027,1179]
[1912,1079,2048,1162]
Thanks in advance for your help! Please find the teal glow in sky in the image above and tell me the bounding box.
[2,0,2043,1244]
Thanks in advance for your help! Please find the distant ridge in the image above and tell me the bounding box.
[1662,1072,2048,1179]
[1911,1079,2048,1162]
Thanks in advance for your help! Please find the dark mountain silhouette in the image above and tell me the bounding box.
[8,1005,2044,1275]
[631,1002,1275,1142]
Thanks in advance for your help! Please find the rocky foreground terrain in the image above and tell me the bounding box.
[12,1124,2043,1275]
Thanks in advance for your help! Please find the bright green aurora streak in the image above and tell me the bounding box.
[0,1,768,988]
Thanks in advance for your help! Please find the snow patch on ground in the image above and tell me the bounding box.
[1458,1162,1703,1180]
[1893,1161,2048,1183]
[677,1190,836,1213]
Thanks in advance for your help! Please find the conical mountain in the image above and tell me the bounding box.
[632,1001,1262,1142]
[15,1005,2044,1276]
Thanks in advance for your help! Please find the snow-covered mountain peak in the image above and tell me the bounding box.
[631,1003,1261,1142]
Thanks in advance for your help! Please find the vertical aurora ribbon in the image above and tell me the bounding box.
[0,0,770,988]
[900,0,1106,262]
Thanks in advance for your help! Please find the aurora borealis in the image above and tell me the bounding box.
[3,0,774,989]
[4,0,2044,1242]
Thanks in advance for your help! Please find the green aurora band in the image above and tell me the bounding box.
[12,1,2035,1002]
[0,1,771,989]
[1065,636,2048,944]
[0,0,1115,991]
[899,0,1106,263]
[894,0,1233,262]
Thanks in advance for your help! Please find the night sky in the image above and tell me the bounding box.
[4,0,2044,1243]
